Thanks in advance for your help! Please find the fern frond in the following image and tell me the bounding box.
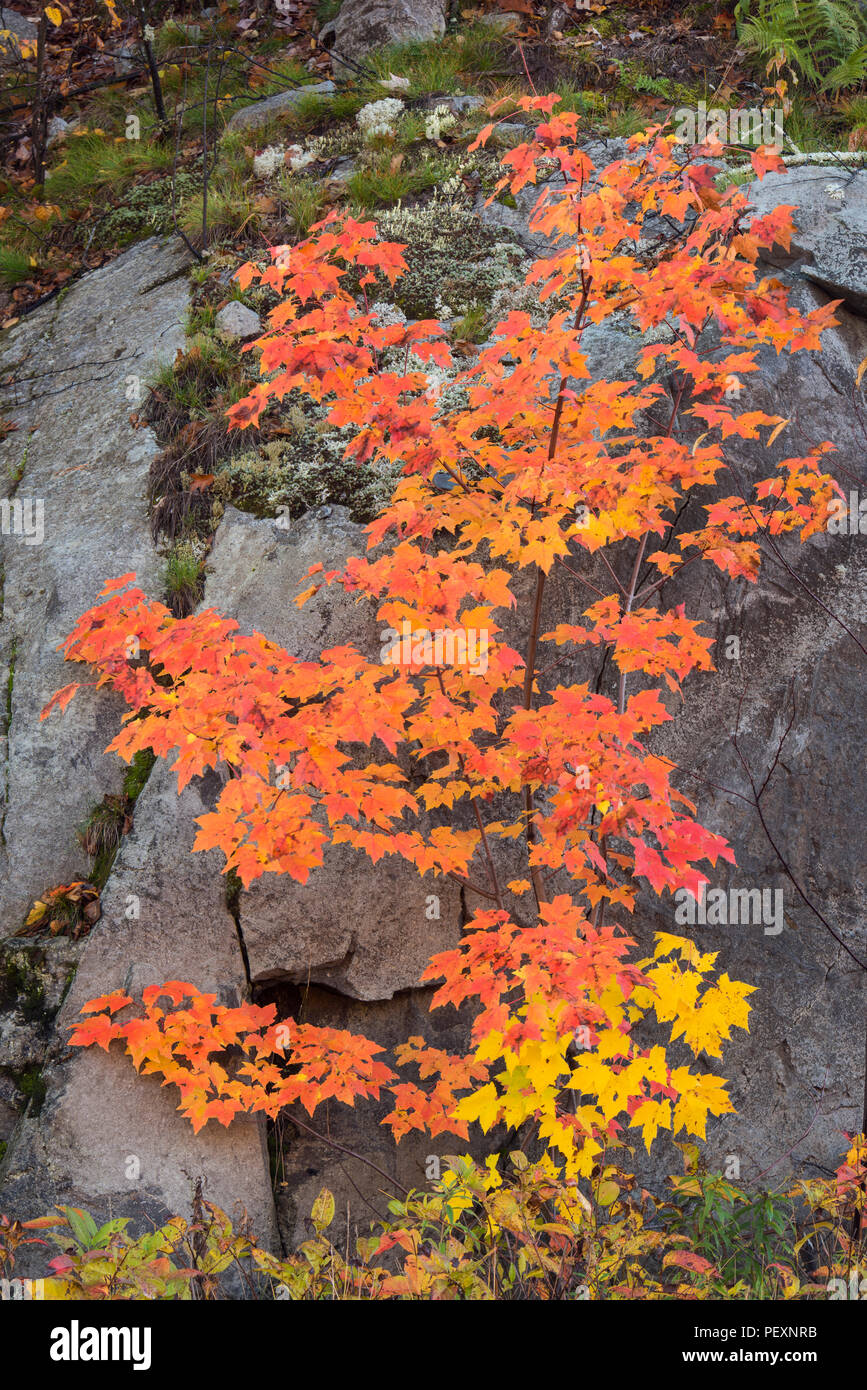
[737,0,867,90]
[822,44,867,93]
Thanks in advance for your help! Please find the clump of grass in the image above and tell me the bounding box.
[361,26,508,96]
[147,326,262,542]
[45,132,175,203]
[783,96,837,151]
[347,150,456,209]
[178,170,263,246]
[452,302,488,343]
[79,799,129,863]
[164,539,203,617]
[74,752,154,888]
[0,246,34,287]
[152,331,250,418]
[78,796,132,886]
[279,174,329,236]
[216,130,253,182]
[608,104,655,137]
[347,161,415,209]
[843,95,867,127]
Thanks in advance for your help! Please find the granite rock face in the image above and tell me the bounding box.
[636,272,867,1185]
[0,765,279,1266]
[576,172,867,1186]
[477,162,867,1186]
[0,237,190,940]
[203,506,464,1001]
[746,165,867,315]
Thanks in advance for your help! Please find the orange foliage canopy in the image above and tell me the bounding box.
[52,108,840,1176]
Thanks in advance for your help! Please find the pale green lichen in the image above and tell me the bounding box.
[213,426,402,524]
[373,193,527,321]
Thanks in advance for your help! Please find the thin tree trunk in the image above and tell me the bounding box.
[30,10,48,191]
[134,0,167,125]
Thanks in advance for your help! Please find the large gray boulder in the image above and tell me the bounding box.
[745,165,867,315]
[567,169,867,1188]
[473,161,867,1189]
[226,80,335,134]
[0,237,190,940]
[320,0,446,67]
[629,266,867,1187]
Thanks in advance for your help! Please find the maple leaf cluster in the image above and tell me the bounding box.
[55,101,842,1179]
[68,983,394,1135]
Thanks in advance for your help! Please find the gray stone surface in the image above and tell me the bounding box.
[0,764,279,1259]
[215,300,262,341]
[203,506,464,1000]
[503,177,867,1186]
[471,194,867,1190]
[226,80,335,134]
[476,9,521,31]
[583,268,867,1189]
[320,0,445,66]
[0,237,191,939]
[746,165,867,315]
[0,7,36,39]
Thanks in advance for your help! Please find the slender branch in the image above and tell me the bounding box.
[134,0,167,124]
[284,1110,411,1198]
[731,687,867,973]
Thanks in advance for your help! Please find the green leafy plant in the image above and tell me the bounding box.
[666,1151,797,1295]
[735,0,867,92]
